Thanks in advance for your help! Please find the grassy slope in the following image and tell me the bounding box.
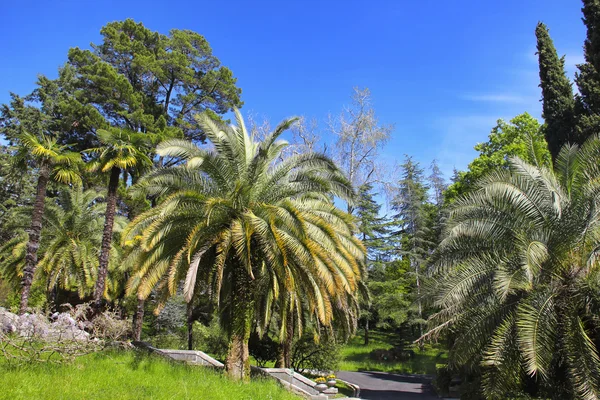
[339,330,447,374]
[0,350,299,400]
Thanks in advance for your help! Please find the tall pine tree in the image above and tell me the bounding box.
[355,184,391,344]
[535,22,576,161]
[391,156,431,338]
[356,184,412,343]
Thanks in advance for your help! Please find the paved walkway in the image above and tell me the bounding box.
[337,371,439,400]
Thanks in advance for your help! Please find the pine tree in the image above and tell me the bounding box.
[427,161,447,250]
[391,156,431,338]
[356,184,412,342]
[355,184,389,257]
[535,22,576,161]
[355,184,391,344]
[575,0,600,141]
[428,160,447,207]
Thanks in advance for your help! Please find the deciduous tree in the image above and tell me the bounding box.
[329,87,392,213]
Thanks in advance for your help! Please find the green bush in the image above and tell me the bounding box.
[192,319,228,360]
[291,334,340,373]
[148,333,186,350]
[249,332,278,367]
[433,363,452,397]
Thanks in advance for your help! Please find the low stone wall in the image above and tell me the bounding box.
[157,349,224,368]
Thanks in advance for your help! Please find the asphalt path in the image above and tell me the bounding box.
[337,371,439,400]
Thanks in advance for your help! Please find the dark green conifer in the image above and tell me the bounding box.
[535,22,576,160]
[575,0,600,141]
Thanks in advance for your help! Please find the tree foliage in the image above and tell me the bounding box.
[535,22,577,161]
[445,113,550,202]
[575,0,600,141]
[329,87,391,211]
[66,19,242,145]
[425,137,600,399]
[123,108,365,379]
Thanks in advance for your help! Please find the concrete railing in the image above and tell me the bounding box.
[157,349,224,368]
[262,368,338,399]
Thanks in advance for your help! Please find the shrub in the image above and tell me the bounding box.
[149,333,186,350]
[192,319,228,360]
[248,332,278,367]
[433,364,452,397]
[89,309,130,342]
[291,334,341,374]
[153,296,186,335]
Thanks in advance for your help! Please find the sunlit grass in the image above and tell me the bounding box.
[0,350,300,400]
[339,330,447,374]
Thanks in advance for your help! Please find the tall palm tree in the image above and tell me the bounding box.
[40,187,127,299]
[0,187,127,305]
[123,109,365,380]
[13,132,81,313]
[86,128,153,308]
[423,137,600,399]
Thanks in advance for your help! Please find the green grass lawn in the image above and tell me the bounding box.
[0,350,300,400]
[339,330,447,375]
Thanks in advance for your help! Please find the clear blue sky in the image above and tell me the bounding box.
[0,0,587,179]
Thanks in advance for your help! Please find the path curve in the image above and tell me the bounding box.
[337,371,438,400]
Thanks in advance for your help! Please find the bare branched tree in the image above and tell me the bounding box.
[246,112,272,142]
[247,113,324,161]
[328,87,393,213]
[289,116,323,155]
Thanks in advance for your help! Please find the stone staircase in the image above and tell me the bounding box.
[132,342,346,399]
[262,368,338,399]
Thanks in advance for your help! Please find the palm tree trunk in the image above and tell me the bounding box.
[276,311,294,368]
[226,267,253,381]
[132,298,145,341]
[93,166,120,309]
[283,312,293,368]
[187,301,194,350]
[47,285,58,312]
[19,162,50,314]
[364,319,370,345]
[414,259,424,350]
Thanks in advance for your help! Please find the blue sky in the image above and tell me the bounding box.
[0,0,588,180]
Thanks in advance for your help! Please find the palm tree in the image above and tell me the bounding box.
[0,187,127,305]
[86,128,153,308]
[13,132,81,313]
[40,187,127,300]
[257,268,363,369]
[422,137,600,399]
[0,233,28,290]
[123,109,365,380]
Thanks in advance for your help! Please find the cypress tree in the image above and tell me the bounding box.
[535,22,576,160]
[575,0,600,141]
